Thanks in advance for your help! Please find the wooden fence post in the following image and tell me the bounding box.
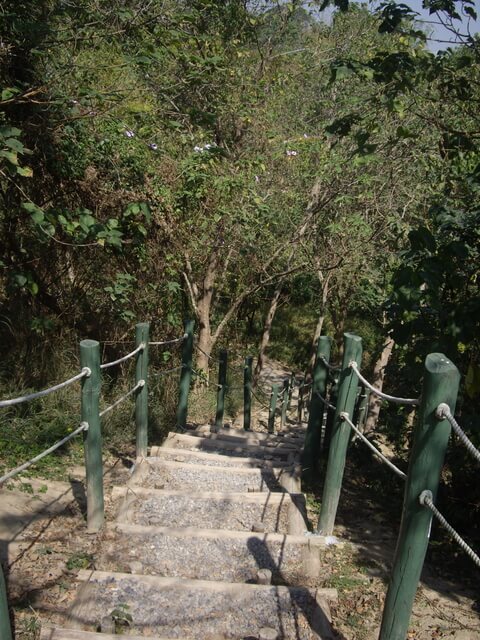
[322,378,338,457]
[135,322,149,458]
[302,336,331,478]
[297,380,305,423]
[353,384,369,432]
[80,339,104,532]
[243,355,253,430]
[0,562,12,640]
[214,349,228,431]
[379,353,460,640]
[268,384,279,433]
[317,333,362,535]
[280,378,289,428]
[177,320,194,431]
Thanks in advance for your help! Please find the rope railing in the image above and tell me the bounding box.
[149,333,187,347]
[0,368,91,408]
[319,356,341,373]
[151,365,184,378]
[100,343,144,370]
[100,380,145,417]
[419,490,480,568]
[349,361,419,406]
[340,412,407,480]
[436,403,480,464]
[314,390,336,411]
[251,388,271,410]
[0,422,89,486]
[193,342,222,363]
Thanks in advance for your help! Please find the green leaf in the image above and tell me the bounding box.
[0,150,18,165]
[17,166,33,177]
[4,138,24,153]
[0,126,21,138]
[14,275,27,287]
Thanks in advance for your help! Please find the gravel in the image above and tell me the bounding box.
[127,494,291,533]
[72,574,324,639]
[102,532,313,585]
[155,451,268,468]
[171,440,289,460]
[139,464,286,492]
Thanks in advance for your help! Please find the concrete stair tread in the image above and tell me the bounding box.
[183,430,299,450]
[148,447,291,468]
[113,487,307,535]
[163,433,298,460]
[129,458,300,493]
[41,629,185,640]
[68,570,337,639]
[194,425,304,446]
[100,523,334,586]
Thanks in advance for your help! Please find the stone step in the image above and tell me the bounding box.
[163,432,298,460]
[189,429,299,450]
[195,425,304,446]
[41,629,184,640]
[112,487,308,535]
[129,459,301,493]
[149,446,292,469]
[101,523,336,586]
[68,570,337,639]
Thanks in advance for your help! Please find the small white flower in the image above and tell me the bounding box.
[286,149,298,157]
[124,129,135,138]
[194,145,203,153]
[303,133,309,138]
[255,175,260,183]
[149,143,158,151]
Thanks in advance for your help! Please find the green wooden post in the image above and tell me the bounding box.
[322,378,338,457]
[317,333,362,535]
[302,336,331,477]
[135,322,149,458]
[243,355,253,430]
[177,319,194,431]
[0,562,12,640]
[268,384,279,433]
[287,372,295,410]
[280,378,289,427]
[353,385,369,432]
[80,339,104,532]
[297,380,305,423]
[379,353,460,640]
[214,349,228,431]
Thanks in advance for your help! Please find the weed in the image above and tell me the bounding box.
[110,603,133,632]
[66,551,94,570]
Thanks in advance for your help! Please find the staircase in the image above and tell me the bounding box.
[40,419,338,639]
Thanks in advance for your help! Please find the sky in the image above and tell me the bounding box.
[395,0,480,52]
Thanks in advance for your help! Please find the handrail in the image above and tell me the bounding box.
[0,368,90,408]
[100,343,144,370]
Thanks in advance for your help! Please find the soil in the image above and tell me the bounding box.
[1,356,478,639]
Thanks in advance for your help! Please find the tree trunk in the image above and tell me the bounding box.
[253,281,283,384]
[308,271,331,374]
[364,334,395,434]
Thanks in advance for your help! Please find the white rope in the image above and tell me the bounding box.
[149,334,187,346]
[436,403,480,464]
[0,422,89,485]
[319,356,341,372]
[0,368,91,408]
[419,490,480,568]
[341,412,407,480]
[151,365,184,377]
[314,391,336,411]
[100,380,145,417]
[349,361,419,406]
[100,343,144,370]
[194,342,221,363]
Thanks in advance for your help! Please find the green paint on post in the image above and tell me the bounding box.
[353,385,369,432]
[243,356,253,431]
[297,382,305,423]
[280,378,289,428]
[0,561,12,640]
[135,322,149,458]
[215,349,228,430]
[317,333,362,535]
[302,336,332,477]
[80,339,104,532]
[177,320,194,431]
[379,353,460,640]
[322,379,338,457]
[268,384,279,433]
